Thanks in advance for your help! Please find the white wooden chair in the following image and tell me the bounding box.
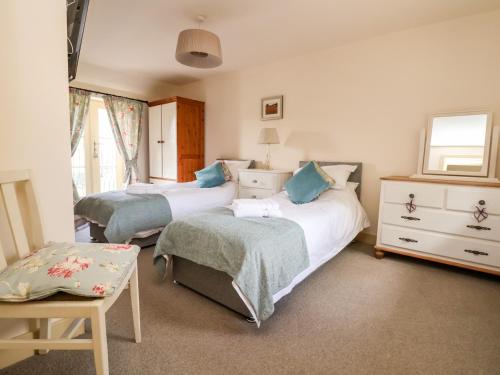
[0,170,141,375]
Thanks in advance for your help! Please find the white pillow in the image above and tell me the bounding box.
[293,164,357,190]
[321,164,357,190]
[223,160,252,182]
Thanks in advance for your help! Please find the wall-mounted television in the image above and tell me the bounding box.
[67,0,89,81]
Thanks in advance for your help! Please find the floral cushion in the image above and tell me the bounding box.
[0,242,140,302]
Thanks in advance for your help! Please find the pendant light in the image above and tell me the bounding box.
[175,15,222,69]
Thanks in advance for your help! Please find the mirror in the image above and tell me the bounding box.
[423,112,492,177]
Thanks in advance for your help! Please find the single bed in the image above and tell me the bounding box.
[154,162,369,325]
[77,180,238,247]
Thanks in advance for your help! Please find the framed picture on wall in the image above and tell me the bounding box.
[261,95,283,120]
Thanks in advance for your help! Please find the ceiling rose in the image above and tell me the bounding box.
[175,15,222,69]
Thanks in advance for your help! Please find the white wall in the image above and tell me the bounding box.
[0,0,74,350]
[73,62,177,102]
[177,10,500,235]
[0,0,74,244]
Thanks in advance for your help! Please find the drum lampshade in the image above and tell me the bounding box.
[175,29,222,68]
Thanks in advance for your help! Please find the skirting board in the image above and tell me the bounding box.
[0,318,85,369]
[355,231,376,245]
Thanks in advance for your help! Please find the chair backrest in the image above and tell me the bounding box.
[0,170,43,271]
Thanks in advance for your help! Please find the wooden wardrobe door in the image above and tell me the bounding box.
[176,100,204,182]
[148,105,162,179]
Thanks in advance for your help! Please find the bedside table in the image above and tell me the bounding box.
[238,169,292,199]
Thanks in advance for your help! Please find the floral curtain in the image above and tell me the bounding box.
[69,88,91,203]
[102,96,145,185]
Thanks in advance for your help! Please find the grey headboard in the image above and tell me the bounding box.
[299,161,362,199]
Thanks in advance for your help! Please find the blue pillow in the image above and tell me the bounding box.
[195,162,226,188]
[284,161,330,204]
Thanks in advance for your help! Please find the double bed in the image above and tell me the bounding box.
[154,162,369,326]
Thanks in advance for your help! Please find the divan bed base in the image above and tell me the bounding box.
[89,222,160,248]
[172,255,252,319]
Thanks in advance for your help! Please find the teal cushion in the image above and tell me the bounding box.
[195,162,226,188]
[285,161,330,204]
[0,242,140,302]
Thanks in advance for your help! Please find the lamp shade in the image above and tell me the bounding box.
[175,29,222,68]
[258,128,280,144]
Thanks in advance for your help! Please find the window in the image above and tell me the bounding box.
[71,97,125,196]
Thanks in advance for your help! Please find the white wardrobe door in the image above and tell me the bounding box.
[161,102,177,180]
[148,105,162,178]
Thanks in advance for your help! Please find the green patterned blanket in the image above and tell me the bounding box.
[75,191,172,243]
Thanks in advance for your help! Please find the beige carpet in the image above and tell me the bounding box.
[2,235,500,374]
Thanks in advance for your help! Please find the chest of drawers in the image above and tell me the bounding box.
[375,176,500,275]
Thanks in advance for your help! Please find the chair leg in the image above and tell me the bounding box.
[38,318,52,355]
[129,264,142,343]
[91,307,109,375]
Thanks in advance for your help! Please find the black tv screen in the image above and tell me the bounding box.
[67,0,89,81]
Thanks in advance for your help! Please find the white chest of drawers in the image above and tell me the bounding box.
[375,176,500,276]
[238,169,292,199]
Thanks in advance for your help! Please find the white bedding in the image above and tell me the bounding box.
[160,181,237,220]
[270,187,370,302]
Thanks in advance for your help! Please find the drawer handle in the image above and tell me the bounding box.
[251,195,257,199]
[252,179,258,183]
[464,249,489,256]
[398,237,418,243]
[466,224,491,231]
[473,205,488,223]
[401,216,420,221]
[405,195,416,214]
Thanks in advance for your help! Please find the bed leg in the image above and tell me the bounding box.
[374,249,385,259]
[173,280,178,285]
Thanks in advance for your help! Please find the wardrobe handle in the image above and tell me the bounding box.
[464,249,488,256]
[466,225,491,231]
[398,237,418,243]
[252,180,258,183]
[401,216,420,221]
[157,140,165,144]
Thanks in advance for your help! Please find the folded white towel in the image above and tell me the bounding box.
[232,198,282,218]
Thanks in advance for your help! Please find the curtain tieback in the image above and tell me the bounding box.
[124,158,139,184]
[125,159,138,170]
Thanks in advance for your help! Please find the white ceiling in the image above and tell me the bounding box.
[80,0,500,85]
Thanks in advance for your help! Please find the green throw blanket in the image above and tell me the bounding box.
[153,207,309,325]
[75,191,172,243]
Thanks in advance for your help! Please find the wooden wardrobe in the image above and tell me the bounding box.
[148,96,204,183]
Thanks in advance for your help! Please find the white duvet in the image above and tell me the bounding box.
[270,187,370,302]
[159,181,237,220]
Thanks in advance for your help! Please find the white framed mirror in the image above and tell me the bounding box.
[422,111,493,177]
